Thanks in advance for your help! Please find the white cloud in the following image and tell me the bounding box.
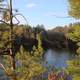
[44,12,69,18]
[26,3,37,8]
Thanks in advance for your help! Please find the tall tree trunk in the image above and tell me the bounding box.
[9,0,17,80]
[9,49,16,80]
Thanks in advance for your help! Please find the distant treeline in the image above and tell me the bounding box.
[0,22,79,53]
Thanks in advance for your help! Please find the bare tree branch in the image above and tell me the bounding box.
[0,63,8,74]
[0,20,9,25]
[14,13,29,24]
[13,16,20,25]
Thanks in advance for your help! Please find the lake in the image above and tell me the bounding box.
[0,49,75,80]
[43,49,74,69]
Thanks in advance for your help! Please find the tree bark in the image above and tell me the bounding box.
[9,0,17,80]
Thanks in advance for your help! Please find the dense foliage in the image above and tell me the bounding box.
[0,0,80,80]
[0,0,46,80]
[67,0,80,80]
[68,0,80,19]
[2,33,45,80]
[66,23,80,80]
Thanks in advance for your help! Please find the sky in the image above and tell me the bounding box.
[12,0,80,29]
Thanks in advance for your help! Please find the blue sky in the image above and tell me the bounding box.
[12,0,79,29]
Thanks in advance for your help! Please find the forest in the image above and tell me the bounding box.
[0,0,80,80]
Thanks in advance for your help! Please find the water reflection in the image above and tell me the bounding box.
[43,49,74,68]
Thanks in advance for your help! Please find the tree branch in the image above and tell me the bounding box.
[0,63,8,74]
[14,13,29,24]
[0,20,10,25]
[0,48,10,55]
[13,16,20,25]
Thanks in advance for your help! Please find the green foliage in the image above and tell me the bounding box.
[67,23,80,80]
[16,47,45,80]
[67,23,80,42]
[15,34,45,80]
[36,34,43,57]
[0,0,46,80]
[68,0,80,19]
[67,23,80,55]
[35,24,45,33]
[2,33,45,80]
[0,29,10,49]
[0,24,13,52]
[67,58,80,80]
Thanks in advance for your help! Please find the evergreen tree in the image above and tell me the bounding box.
[67,0,80,80]
[68,0,80,19]
[0,0,45,80]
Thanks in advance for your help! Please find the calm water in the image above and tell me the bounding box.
[0,49,75,79]
[43,49,74,69]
